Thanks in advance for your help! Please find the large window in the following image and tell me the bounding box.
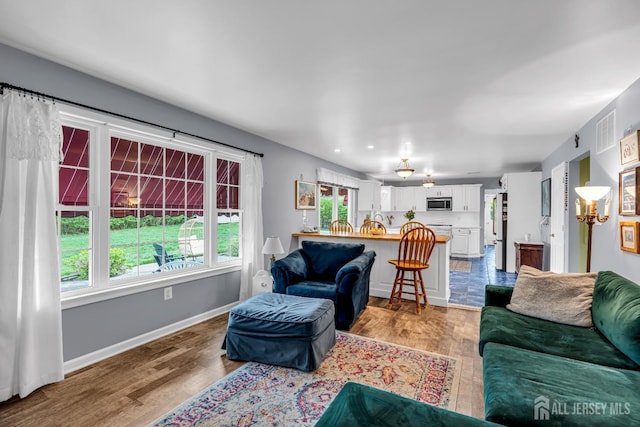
[57,112,243,296]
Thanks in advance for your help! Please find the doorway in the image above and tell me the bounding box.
[550,162,568,272]
[484,193,496,246]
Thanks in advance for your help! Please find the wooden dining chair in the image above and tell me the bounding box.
[400,221,425,235]
[330,219,354,234]
[387,226,436,314]
[359,220,387,235]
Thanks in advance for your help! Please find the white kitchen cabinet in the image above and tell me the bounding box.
[451,228,470,255]
[380,185,396,211]
[412,186,426,211]
[358,180,381,211]
[395,186,425,212]
[451,227,481,256]
[468,228,481,256]
[425,185,452,198]
[451,185,481,212]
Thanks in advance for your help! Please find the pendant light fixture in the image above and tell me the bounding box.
[422,174,435,188]
[394,158,415,178]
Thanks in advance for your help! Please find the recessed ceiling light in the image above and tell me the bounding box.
[367,145,374,149]
[334,148,341,153]
[404,141,412,145]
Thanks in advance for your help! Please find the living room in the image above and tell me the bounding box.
[2,2,640,426]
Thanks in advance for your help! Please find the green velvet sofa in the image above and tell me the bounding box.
[479,271,640,426]
[316,382,500,427]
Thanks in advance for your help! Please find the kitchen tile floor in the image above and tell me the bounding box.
[448,245,517,308]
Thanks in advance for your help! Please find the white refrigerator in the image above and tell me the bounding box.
[494,193,507,270]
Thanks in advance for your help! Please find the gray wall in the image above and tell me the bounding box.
[0,43,365,361]
[541,77,640,283]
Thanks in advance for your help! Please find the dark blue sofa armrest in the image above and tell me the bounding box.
[271,249,308,294]
[484,285,514,307]
[336,251,376,295]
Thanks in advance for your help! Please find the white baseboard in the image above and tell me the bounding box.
[63,302,238,374]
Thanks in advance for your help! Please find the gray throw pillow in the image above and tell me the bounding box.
[507,265,598,327]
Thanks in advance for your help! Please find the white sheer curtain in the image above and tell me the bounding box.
[0,92,64,400]
[239,154,264,300]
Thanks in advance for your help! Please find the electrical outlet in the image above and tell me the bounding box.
[164,287,173,300]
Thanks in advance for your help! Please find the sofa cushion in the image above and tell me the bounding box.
[592,271,640,365]
[316,381,499,427]
[483,342,640,426]
[507,266,597,327]
[480,306,639,370]
[301,241,365,281]
[286,281,338,302]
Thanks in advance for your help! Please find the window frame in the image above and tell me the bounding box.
[58,106,244,310]
[318,184,355,231]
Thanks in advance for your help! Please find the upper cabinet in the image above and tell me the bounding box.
[395,186,426,212]
[358,180,381,211]
[362,182,481,213]
[425,185,452,198]
[380,186,396,212]
[451,185,481,212]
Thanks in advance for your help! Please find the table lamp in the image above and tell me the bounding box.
[262,236,285,270]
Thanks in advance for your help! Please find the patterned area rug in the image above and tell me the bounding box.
[451,260,472,272]
[150,332,460,426]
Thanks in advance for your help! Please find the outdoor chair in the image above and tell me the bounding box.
[152,243,184,271]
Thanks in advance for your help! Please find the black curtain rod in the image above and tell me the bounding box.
[0,82,264,158]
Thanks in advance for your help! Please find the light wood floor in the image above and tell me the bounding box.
[0,297,484,426]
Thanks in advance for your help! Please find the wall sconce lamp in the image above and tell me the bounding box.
[262,236,284,270]
[575,186,610,272]
[394,159,415,179]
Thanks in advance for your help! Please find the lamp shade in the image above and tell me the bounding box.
[262,236,284,255]
[575,186,610,202]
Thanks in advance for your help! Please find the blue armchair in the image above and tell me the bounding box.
[271,241,376,330]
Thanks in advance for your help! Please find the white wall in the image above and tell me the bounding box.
[542,77,640,282]
[503,172,542,272]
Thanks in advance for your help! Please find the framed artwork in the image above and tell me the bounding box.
[541,178,551,217]
[620,131,640,166]
[295,180,317,209]
[620,221,640,253]
[619,167,640,215]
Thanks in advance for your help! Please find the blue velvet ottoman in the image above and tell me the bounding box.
[224,293,336,371]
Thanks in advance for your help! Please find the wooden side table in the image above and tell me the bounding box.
[514,241,544,273]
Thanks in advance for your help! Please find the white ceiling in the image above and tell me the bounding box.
[2,1,640,183]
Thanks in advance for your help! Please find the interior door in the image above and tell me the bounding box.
[550,162,567,272]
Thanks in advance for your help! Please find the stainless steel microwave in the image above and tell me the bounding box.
[427,197,452,211]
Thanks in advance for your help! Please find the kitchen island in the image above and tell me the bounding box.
[292,231,451,307]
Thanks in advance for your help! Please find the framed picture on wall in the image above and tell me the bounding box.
[541,178,551,217]
[620,131,640,166]
[295,180,317,209]
[619,167,640,215]
[620,221,640,253]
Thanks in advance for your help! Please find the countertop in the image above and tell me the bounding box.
[513,240,544,246]
[292,231,450,244]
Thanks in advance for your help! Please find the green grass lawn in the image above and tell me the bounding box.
[60,223,239,277]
